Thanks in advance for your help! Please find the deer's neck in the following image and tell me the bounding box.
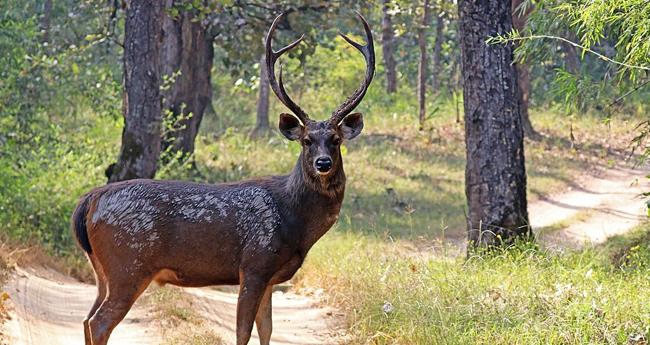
[282,154,345,249]
[287,154,346,198]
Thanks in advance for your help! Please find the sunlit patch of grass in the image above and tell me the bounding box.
[162,329,225,345]
[185,106,639,242]
[146,286,196,325]
[295,228,650,344]
[535,209,594,236]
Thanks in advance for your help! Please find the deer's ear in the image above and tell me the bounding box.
[338,112,364,140]
[279,113,304,141]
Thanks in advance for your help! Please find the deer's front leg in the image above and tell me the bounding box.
[255,285,273,345]
[237,273,268,345]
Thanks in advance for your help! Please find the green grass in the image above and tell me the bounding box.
[295,228,650,344]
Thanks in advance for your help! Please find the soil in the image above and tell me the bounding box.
[1,266,342,345]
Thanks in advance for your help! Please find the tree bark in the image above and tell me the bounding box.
[431,10,444,91]
[381,0,398,94]
[560,40,580,74]
[109,0,164,183]
[39,0,52,43]
[512,0,540,140]
[417,0,431,130]
[251,54,271,138]
[458,0,531,248]
[160,1,214,161]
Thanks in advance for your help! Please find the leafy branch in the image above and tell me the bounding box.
[487,32,650,72]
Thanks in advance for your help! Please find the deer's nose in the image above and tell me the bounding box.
[315,157,332,173]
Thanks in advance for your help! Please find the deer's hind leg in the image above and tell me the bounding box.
[87,269,152,345]
[84,255,107,345]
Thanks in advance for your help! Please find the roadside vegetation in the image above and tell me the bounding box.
[0,254,8,327]
[296,227,650,344]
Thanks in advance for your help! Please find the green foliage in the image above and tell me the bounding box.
[0,112,120,255]
[0,0,122,255]
[497,0,650,115]
[554,0,650,80]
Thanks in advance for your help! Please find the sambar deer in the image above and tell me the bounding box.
[72,11,375,345]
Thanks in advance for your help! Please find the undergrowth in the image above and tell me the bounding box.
[296,226,650,344]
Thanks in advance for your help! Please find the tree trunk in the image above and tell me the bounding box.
[160,1,214,161]
[515,63,539,139]
[458,0,531,248]
[417,0,431,130]
[560,40,580,74]
[251,54,271,138]
[512,0,540,140]
[381,0,398,94]
[108,0,164,183]
[39,0,52,43]
[431,11,444,91]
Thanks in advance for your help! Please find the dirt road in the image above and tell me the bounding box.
[2,266,341,345]
[530,165,648,248]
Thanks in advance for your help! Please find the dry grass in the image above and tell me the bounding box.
[0,234,93,283]
[0,238,13,340]
[145,286,225,345]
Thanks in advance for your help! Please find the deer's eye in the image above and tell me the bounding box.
[332,137,342,146]
[302,138,312,146]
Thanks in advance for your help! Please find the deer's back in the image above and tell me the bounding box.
[84,179,289,285]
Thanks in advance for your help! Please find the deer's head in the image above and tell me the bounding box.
[266,12,375,178]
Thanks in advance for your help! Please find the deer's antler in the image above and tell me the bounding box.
[265,12,308,124]
[330,11,375,124]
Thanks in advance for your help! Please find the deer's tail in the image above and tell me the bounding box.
[72,194,93,254]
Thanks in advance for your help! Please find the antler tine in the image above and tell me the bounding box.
[331,11,376,124]
[265,12,309,123]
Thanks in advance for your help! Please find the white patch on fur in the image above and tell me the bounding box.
[92,184,156,234]
[93,184,280,251]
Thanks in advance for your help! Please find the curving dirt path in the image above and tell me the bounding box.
[530,165,649,248]
[1,266,342,345]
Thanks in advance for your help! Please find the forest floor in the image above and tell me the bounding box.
[1,161,647,345]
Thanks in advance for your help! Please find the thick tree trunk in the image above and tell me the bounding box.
[251,54,271,138]
[108,0,163,183]
[458,0,531,248]
[512,0,540,140]
[160,1,214,161]
[417,0,431,130]
[431,11,444,91]
[381,0,398,94]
